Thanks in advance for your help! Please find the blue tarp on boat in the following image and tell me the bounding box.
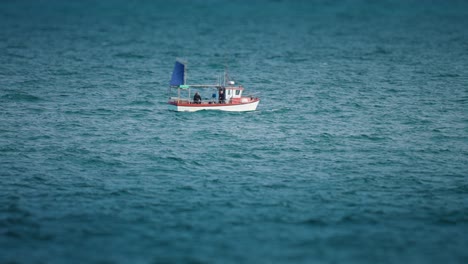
[170,61,185,86]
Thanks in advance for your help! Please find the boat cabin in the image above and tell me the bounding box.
[223,86,246,104]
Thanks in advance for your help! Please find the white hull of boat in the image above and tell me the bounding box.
[169,100,259,112]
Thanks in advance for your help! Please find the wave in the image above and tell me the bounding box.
[1,92,43,102]
[435,73,460,78]
[113,52,146,59]
[129,100,154,106]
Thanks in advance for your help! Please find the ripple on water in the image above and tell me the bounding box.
[1,92,43,102]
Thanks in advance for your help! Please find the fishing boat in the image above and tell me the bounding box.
[167,60,260,112]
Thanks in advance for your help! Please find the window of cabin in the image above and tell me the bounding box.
[235,90,241,95]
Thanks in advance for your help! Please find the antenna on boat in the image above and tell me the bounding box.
[223,56,231,87]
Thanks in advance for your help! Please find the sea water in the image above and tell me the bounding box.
[1,0,467,263]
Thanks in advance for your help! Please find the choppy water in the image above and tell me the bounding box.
[1,0,468,263]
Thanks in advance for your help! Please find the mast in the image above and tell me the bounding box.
[223,60,229,87]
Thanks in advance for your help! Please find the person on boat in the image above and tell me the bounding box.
[193,92,202,104]
[218,89,225,104]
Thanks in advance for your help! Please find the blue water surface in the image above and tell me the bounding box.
[1,0,468,263]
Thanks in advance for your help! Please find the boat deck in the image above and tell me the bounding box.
[168,97,260,112]
[168,97,259,107]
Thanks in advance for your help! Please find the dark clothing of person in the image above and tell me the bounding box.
[193,93,202,104]
[218,91,225,104]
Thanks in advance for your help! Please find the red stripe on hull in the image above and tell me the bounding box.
[168,98,260,107]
